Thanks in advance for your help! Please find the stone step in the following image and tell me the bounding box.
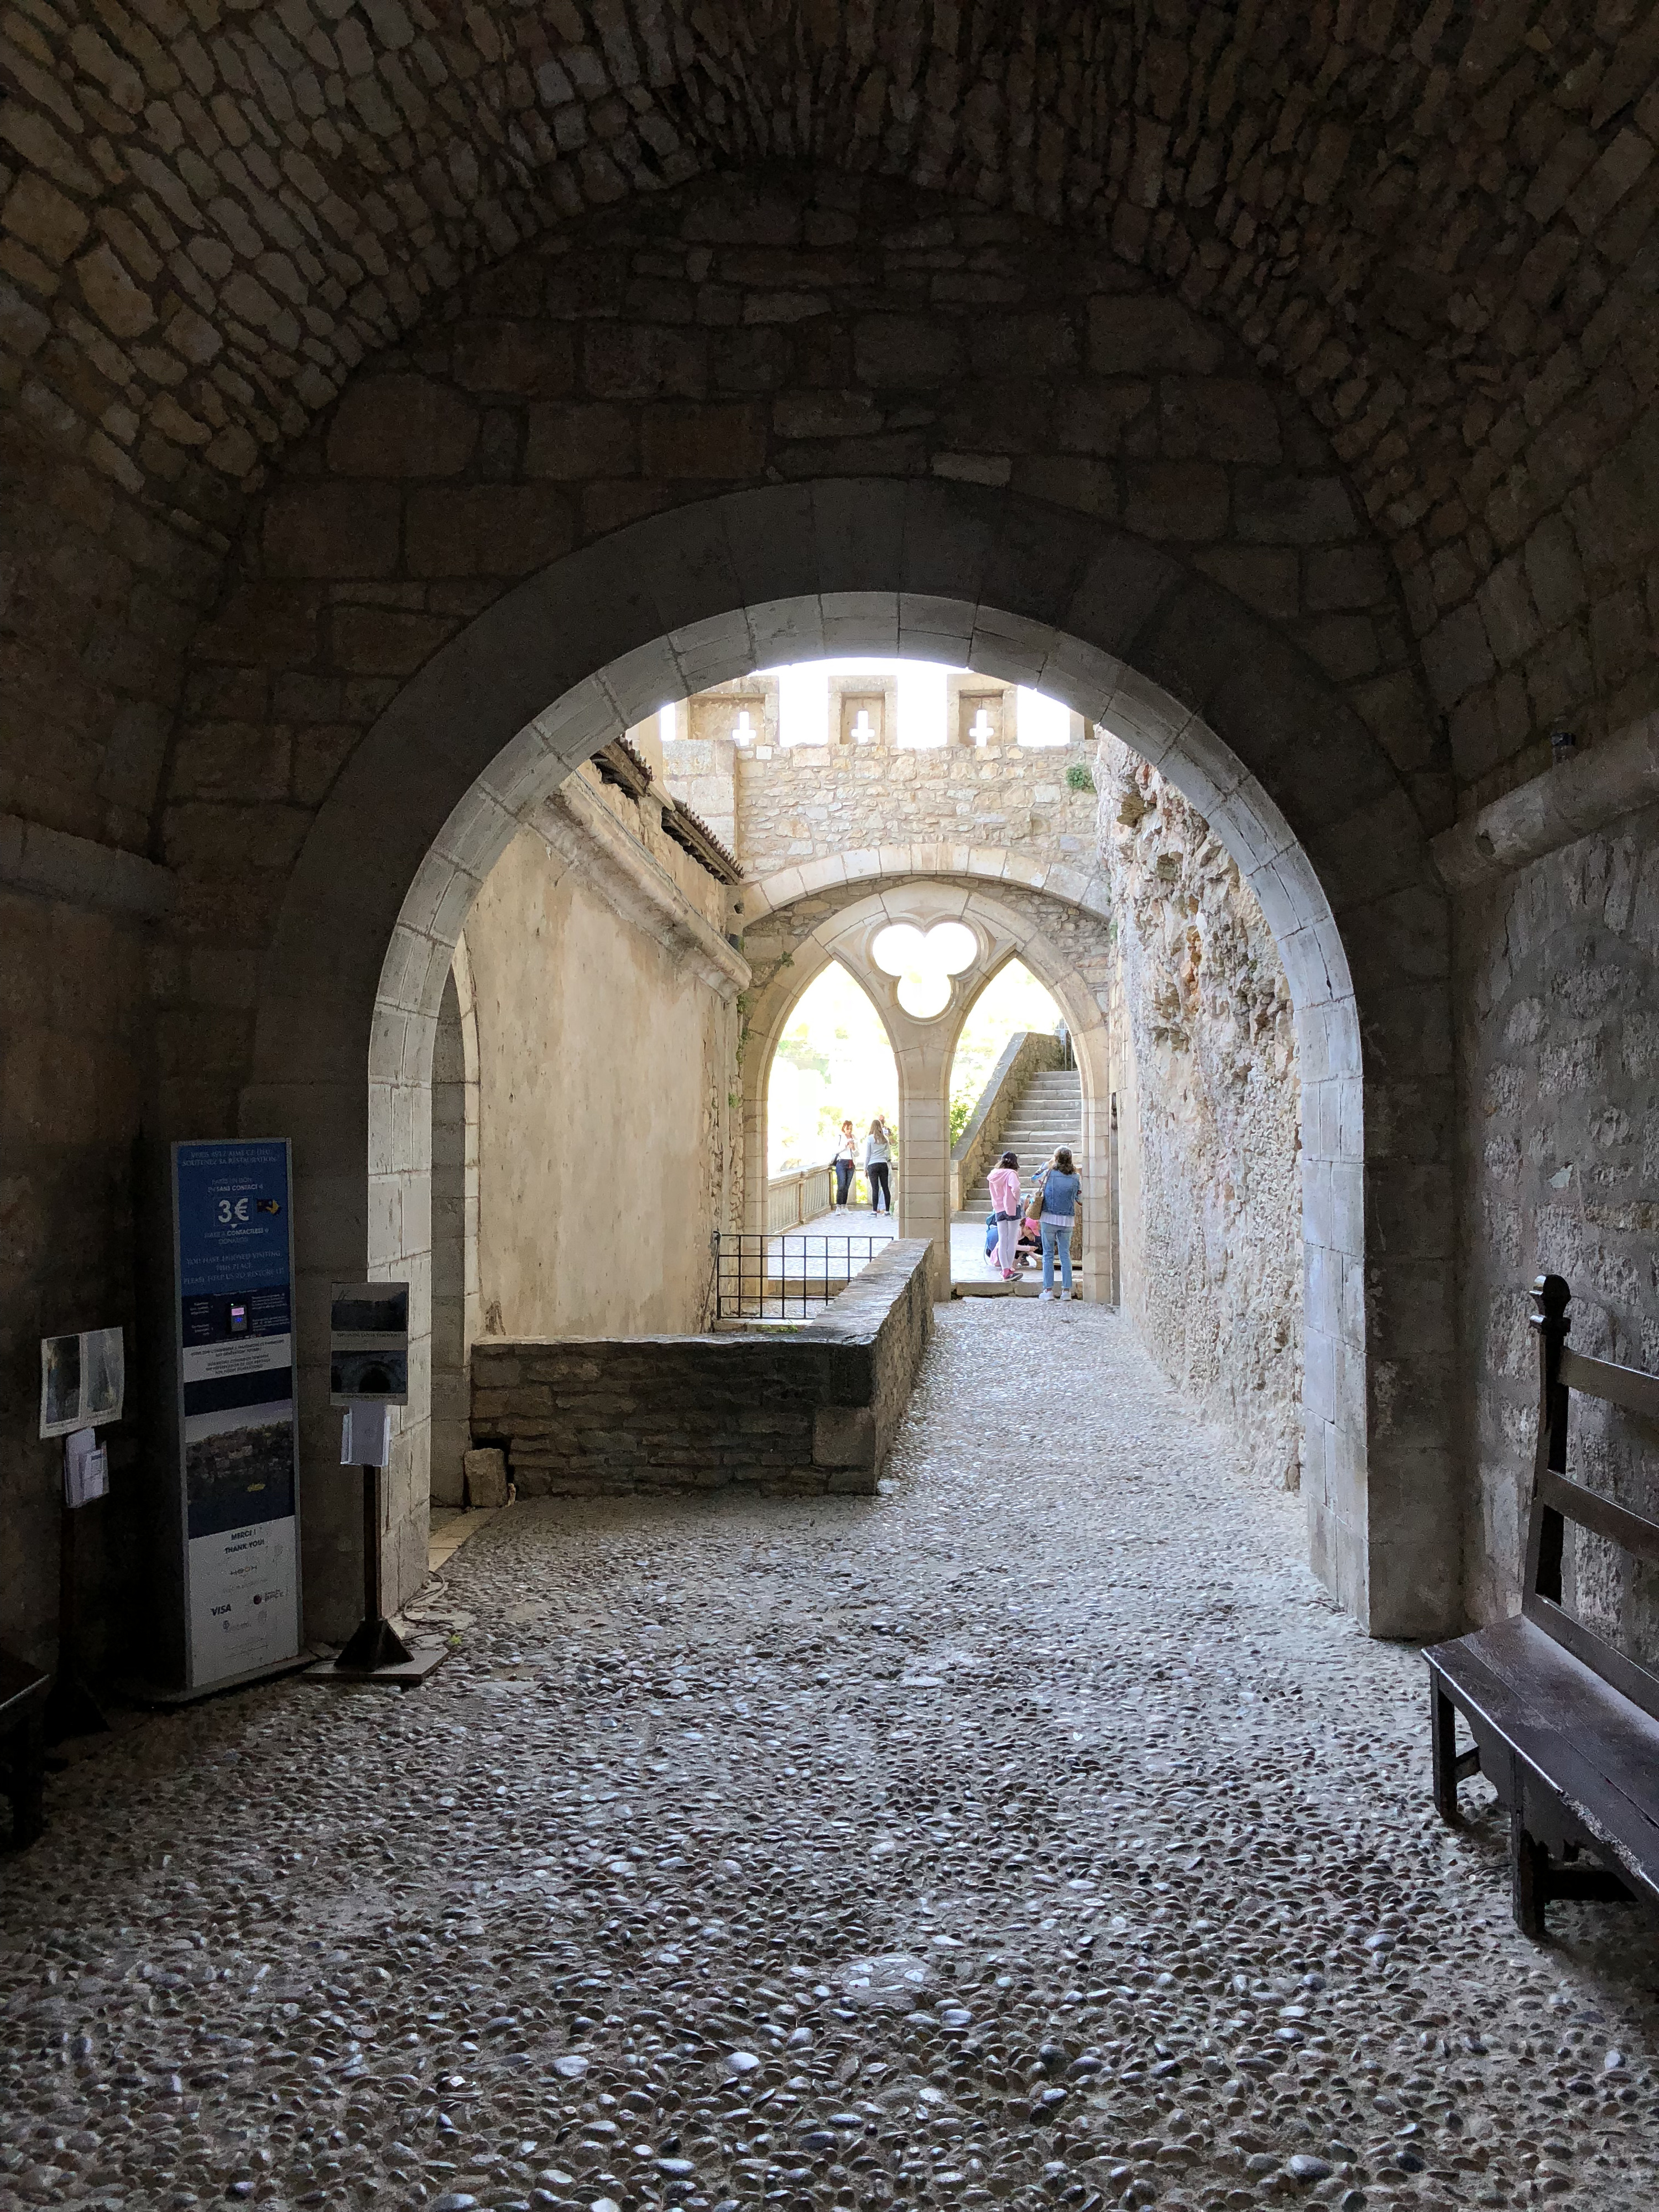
[963,1060,1082,1205]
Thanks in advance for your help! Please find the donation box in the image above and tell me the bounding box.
[170,1140,303,1691]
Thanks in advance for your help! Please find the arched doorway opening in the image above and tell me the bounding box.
[242,484,1448,1642]
[950,960,1068,1143]
[764,960,899,1225]
[947,958,1082,1292]
[739,877,1116,1306]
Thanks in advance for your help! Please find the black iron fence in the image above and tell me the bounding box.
[713,1231,883,1322]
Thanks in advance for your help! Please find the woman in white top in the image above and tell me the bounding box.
[831,1119,858,1210]
[865,1117,894,1215]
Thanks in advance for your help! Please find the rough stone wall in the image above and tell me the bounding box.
[2,148,1447,1647]
[1100,735,1304,1490]
[1459,806,1659,1642]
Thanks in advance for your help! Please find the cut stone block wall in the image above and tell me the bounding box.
[0,888,153,1672]
[471,1239,932,1500]
[429,965,476,1511]
[1102,736,1305,1491]
[109,161,1447,1638]
[717,732,1099,893]
[1458,801,1659,1640]
[8,14,1659,1661]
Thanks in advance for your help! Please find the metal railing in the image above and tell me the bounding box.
[714,1231,881,1321]
[766,1165,836,1234]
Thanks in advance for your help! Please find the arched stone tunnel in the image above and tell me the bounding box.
[7,9,1659,2206]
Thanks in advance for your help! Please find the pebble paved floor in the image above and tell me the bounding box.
[5,1302,1659,2212]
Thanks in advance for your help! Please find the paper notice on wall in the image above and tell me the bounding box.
[39,1326,124,1439]
[63,1427,109,1509]
[340,1401,392,1468]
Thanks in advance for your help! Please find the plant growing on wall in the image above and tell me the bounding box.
[1066,761,1096,793]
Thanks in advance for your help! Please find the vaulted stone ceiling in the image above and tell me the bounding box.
[4,1,1659,848]
[3,1,1653,549]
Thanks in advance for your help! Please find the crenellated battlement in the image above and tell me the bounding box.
[652,671,1098,890]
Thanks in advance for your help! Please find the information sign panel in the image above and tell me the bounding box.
[171,1140,302,1691]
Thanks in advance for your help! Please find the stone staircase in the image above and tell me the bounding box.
[961,1067,1081,1213]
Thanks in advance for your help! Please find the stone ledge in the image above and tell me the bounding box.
[471,1239,933,1499]
[531,771,750,998]
[0,811,175,922]
[1432,712,1659,891]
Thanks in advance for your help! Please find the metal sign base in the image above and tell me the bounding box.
[307,1646,446,1689]
[306,1463,447,1692]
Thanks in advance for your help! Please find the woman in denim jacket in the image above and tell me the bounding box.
[1034,1147,1081,1301]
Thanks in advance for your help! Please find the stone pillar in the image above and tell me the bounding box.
[893,1034,953,1302]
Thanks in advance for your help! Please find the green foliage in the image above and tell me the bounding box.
[776,1032,831,1081]
[949,1097,974,1147]
[1066,760,1097,793]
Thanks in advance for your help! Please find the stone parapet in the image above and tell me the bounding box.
[471,1239,933,1499]
[717,737,1098,896]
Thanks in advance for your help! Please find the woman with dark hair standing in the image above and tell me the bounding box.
[1036,1145,1081,1300]
[831,1119,858,1211]
[987,1149,1023,1282]
[865,1117,894,1215]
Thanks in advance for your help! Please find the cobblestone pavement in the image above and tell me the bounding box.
[5,1303,1659,2212]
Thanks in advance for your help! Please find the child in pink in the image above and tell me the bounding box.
[987,1151,1023,1280]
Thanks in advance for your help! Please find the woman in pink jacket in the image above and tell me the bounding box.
[987,1150,1024,1282]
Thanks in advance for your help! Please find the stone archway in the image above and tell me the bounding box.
[241,480,1450,1642]
[740,880,1114,1303]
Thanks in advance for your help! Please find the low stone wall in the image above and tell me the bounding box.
[470,1240,933,1500]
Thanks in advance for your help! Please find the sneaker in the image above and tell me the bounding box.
[1037,1289,1053,1301]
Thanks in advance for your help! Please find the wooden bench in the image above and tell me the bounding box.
[1425,1272,1659,1937]
[0,1646,49,1850]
